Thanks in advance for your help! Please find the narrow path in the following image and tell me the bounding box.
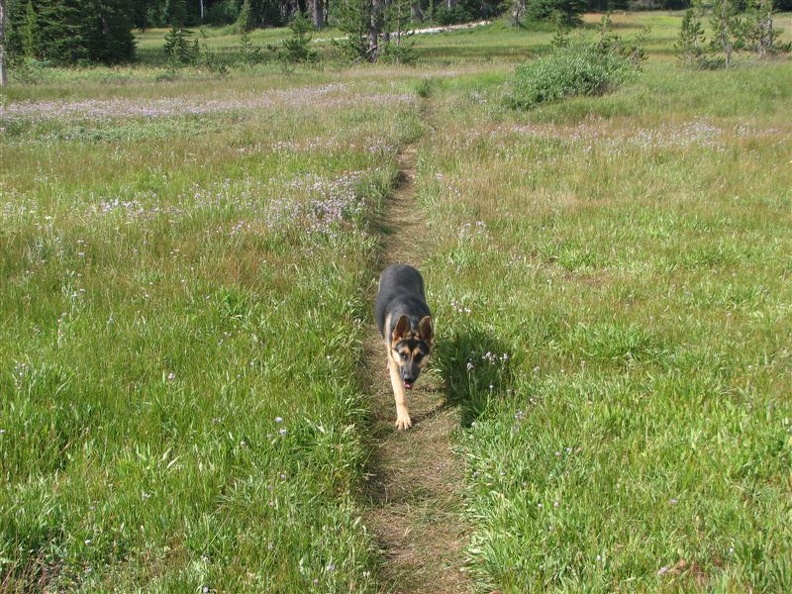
[362,144,475,594]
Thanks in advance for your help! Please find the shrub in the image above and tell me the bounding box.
[510,41,638,108]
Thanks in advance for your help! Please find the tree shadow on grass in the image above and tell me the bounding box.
[434,323,516,427]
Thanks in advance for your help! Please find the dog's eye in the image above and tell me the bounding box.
[413,353,423,362]
[398,352,408,360]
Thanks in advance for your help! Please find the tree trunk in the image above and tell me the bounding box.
[511,0,526,27]
[368,0,379,62]
[312,0,324,29]
[0,0,7,85]
[758,0,773,56]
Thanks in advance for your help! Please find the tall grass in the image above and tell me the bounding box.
[417,56,792,592]
[1,73,422,592]
[2,12,792,593]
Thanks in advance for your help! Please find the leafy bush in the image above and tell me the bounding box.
[510,38,639,109]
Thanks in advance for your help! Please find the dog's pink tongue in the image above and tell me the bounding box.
[404,381,414,389]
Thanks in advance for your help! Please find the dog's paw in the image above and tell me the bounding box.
[394,414,413,431]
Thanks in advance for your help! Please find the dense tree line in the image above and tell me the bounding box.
[1,0,790,68]
[126,0,792,29]
[4,0,136,65]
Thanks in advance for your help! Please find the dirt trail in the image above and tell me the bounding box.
[362,145,475,594]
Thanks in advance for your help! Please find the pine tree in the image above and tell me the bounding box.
[333,0,417,63]
[745,0,782,57]
[7,0,135,66]
[524,0,587,27]
[36,0,88,64]
[85,0,136,65]
[332,0,373,61]
[381,0,415,64]
[22,0,39,58]
[676,5,706,68]
[164,0,198,64]
[237,0,253,32]
[709,0,742,67]
[279,12,317,66]
[0,0,7,84]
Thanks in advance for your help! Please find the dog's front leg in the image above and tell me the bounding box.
[388,357,412,430]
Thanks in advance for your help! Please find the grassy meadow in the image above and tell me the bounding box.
[2,12,791,593]
[420,60,792,592]
[1,72,423,591]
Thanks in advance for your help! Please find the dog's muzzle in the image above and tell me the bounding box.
[402,368,418,389]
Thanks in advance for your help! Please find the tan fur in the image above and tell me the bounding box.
[375,264,433,430]
[384,312,433,430]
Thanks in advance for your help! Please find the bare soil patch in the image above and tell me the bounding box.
[362,146,474,594]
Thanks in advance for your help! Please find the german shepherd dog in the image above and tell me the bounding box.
[375,264,434,430]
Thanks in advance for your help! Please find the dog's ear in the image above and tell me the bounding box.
[392,315,411,342]
[418,316,433,346]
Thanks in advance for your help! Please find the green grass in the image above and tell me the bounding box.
[1,71,422,592]
[416,56,792,593]
[2,11,792,594]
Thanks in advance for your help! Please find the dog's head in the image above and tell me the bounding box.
[391,315,433,389]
